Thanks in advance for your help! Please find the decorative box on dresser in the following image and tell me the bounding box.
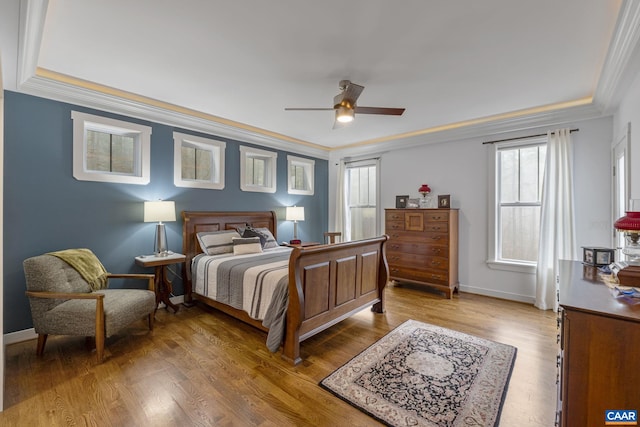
[557,260,640,427]
[385,208,459,298]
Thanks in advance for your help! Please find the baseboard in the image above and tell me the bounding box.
[459,284,535,305]
[4,328,37,346]
[4,295,187,346]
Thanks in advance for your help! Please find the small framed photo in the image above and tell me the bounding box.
[582,247,614,266]
[407,198,419,208]
[395,195,409,208]
[438,194,451,208]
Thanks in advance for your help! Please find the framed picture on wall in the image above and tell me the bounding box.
[396,195,409,208]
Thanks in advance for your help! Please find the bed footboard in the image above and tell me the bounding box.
[283,235,389,364]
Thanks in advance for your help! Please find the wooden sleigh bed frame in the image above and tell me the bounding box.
[181,211,389,364]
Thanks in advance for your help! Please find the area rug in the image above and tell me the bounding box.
[320,319,517,427]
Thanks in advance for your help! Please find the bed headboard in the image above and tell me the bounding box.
[181,211,278,298]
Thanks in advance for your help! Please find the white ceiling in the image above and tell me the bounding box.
[0,0,630,152]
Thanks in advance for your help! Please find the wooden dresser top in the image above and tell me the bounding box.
[559,260,640,322]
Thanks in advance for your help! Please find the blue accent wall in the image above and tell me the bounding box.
[3,91,328,333]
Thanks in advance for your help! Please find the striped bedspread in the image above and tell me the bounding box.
[191,247,293,351]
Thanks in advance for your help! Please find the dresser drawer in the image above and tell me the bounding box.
[387,253,449,270]
[387,242,449,258]
[387,230,449,244]
[389,266,449,285]
[385,220,405,231]
[423,222,448,233]
[424,211,449,222]
[385,211,405,221]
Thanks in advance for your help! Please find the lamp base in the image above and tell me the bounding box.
[154,223,169,256]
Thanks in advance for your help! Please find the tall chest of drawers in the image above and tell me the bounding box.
[385,208,459,298]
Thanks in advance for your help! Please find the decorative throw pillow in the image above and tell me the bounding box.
[197,230,241,255]
[232,237,263,255]
[243,226,278,249]
[242,227,267,247]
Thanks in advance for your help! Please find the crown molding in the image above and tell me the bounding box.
[14,0,624,160]
[331,101,606,157]
[19,73,330,159]
[594,0,640,112]
[17,0,47,87]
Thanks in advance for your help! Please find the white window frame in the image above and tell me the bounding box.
[71,111,151,185]
[287,155,315,195]
[487,136,546,274]
[173,131,226,190]
[240,145,277,193]
[344,158,380,241]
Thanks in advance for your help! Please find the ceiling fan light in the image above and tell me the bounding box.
[336,106,354,123]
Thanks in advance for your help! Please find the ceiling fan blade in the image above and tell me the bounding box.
[284,107,335,111]
[354,106,405,116]
[341,82,364,106]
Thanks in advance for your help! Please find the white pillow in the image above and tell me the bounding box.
[232,237,263,255]
[197,230,241,255]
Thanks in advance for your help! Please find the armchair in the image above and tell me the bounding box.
[23,249,156,363]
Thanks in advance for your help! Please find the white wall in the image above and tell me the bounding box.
[329,116,613,303]
[615,66,640,199]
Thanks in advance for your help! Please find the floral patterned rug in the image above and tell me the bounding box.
[320,320,517,427]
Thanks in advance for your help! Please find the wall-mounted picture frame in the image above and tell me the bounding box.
[438,194,451,208]
[396,195,409,208]
[407,198,419,208]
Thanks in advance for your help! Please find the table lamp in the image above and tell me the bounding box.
[286,206,305,243]
[144,200,176,256]
[613,199,640,285]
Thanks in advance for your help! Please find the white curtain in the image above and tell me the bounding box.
[334,160,349,241]
[535,129,577,310]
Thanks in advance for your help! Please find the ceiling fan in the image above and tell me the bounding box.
[285,80,405,127]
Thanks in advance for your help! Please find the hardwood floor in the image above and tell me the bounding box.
[2,283,558,426]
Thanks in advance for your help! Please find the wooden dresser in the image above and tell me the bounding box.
[557,261,640,427]
[384,208,459,298]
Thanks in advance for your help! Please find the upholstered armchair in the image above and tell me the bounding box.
[23,249,156,363]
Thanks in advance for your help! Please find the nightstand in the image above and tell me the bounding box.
[135,252,186,313]
[284,242,321,248]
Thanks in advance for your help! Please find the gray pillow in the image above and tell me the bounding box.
[197,230,241,255]
[243,226,278,249]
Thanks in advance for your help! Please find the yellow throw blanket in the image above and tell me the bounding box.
[48,248,108,291]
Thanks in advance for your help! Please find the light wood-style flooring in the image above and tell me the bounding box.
[2,283,558,426]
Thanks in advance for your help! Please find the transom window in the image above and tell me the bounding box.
[491,137,547,266]
[287,155,314,195]
[71,111,151,185]
[173,132,225,190]
[240,146,277,193]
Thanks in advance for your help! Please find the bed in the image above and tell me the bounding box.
[181,211,389,364]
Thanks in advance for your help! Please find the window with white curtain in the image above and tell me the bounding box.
[488,137,546,270]
[345,159,379,240]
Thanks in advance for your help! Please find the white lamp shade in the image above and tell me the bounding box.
[144,201,176,222]
[286,206,305,221]
[336,106,354,123]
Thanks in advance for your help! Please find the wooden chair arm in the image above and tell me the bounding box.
[26,290,104,300]
[106,273,155,292]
